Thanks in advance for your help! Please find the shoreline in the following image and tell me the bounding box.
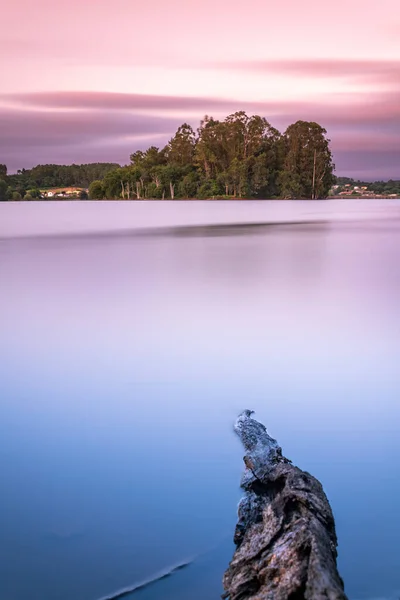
[2,195,400,202]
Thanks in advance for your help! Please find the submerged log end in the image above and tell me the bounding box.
[223,411,348,600]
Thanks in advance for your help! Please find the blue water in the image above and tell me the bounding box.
[0,203,400,600]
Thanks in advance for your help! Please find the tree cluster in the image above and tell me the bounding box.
[335,177,400,196]
[1,114,336,201]
[89,114,335,200]
[1,163,119,200]
[0,165,8,201]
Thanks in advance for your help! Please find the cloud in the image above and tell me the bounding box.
[1,140,164,173]
[0,108,182,148]
[3,90,400,130]
[334,149,400,180]
[332,131,400,153]
[266,97,400,133]
[2,91,239,112]
[215,59,400,88]
[0,107,184,171]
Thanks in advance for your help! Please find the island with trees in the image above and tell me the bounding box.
[0,113,335,201]
[86,115,335,200]
[0,112,398,201]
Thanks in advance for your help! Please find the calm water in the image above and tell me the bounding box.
[1,201,400,600]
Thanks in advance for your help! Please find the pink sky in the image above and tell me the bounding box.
[1,0,399,178]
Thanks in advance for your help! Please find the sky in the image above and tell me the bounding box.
[1,0,399,179]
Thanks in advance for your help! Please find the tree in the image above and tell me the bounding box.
[79,190,88,200]
[165,124,196,167]
[194,112,282,197]
[0,164,7,180]
[164,165,182,200]
[278,171,303,200]
[129,149,167,198]
[197,179,221,199]
[0,179,7,201]
[88,180,105,199]
[102,168,125,199]
[195,116,225,180]
[177,170,203,198]
[7,163,120,191]
[280,121,334,199]
[28,188,41,199]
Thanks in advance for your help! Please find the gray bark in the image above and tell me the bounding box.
[312,149,317,199]
[222,411,348,600]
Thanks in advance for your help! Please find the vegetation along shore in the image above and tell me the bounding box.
[1,112,399,201]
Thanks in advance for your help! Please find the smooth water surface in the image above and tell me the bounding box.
[1,201,400,600]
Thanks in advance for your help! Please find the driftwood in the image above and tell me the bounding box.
[222,411,348,600]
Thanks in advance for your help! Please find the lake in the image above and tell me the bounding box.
[0,200,399,600]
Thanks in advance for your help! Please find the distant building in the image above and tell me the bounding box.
[41,187,86,198]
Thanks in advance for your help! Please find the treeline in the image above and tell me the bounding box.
[0,113,335,201]
[335,177,400,195]
[0,163,119,200]
[88,114,334,200]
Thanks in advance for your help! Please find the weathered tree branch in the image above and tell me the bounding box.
[222,410,348,600]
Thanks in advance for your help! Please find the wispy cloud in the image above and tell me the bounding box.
[0,106,183,171]
[0,107,181,146]
[214,59,400,89]
[2,91,239,112]
[3,89,400,128]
